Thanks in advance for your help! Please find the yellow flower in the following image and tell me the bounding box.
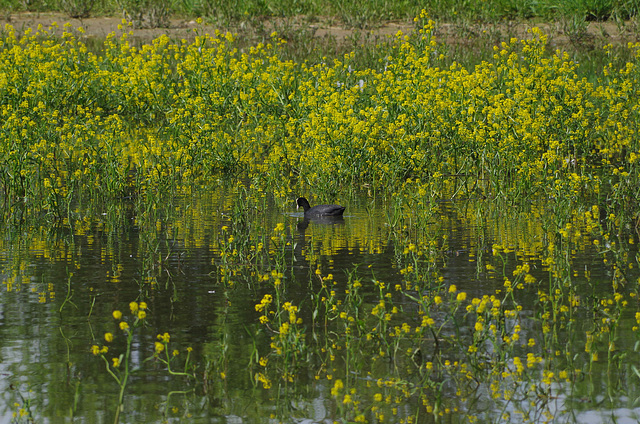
[138,310,146,320]
[129,301,139,313]
[91,345,100,355]
[330,379,344,396]
[421,316,435,327]
[119,322,129,331]
[112,357,120,368]
[112,310,122,320]
[104,333,113,343]
[155,342,165,354]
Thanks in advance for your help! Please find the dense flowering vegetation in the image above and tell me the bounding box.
[1,13,639,215]
[2,10,640,423]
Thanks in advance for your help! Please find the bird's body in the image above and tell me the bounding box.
[296,197,345,217]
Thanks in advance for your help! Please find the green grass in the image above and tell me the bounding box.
[1,0,638,29]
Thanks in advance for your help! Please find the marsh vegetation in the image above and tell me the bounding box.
[1,4,640,424]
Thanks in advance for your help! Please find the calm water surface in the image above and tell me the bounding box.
[0,186,638,423]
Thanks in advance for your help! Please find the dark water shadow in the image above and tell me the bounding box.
[295,215,345,232]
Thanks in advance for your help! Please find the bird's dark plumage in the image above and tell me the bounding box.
[296,197,345,217]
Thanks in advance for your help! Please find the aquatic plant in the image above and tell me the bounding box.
[2,8,640,423]
[90,301,195,423]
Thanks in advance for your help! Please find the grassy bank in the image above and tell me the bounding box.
[2,0,639,29]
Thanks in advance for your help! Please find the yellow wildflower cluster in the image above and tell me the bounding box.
[1,16,639,214]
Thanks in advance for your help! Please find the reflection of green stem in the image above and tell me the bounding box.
[59,271,77,312]
[59,327,72,365]
[161,390,195,419]
[87,295,96,318]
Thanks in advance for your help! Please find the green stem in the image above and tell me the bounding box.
[114,329,133,424]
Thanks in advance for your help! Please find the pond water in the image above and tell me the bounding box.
[1,185,640,423]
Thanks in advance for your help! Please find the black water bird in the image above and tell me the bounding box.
[296,197,346,217]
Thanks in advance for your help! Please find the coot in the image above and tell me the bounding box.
[296,197,346,217]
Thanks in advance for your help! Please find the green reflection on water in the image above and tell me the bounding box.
[1,183,639,423]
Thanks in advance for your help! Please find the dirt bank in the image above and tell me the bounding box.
[2,11,638,49]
